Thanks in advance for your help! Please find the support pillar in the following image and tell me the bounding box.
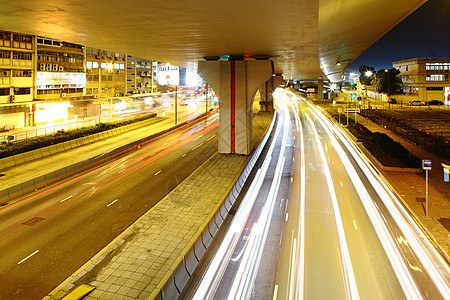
[259,75,284,111]
[198,60,274,155]
[318,77,324,100]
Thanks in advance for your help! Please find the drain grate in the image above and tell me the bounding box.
[23,217,45,226]
[438,218,450,232]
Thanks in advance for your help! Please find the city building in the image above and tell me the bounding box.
[85,47,126,98]
[393,57,450,103]
[126,56,153,95]
[0,30,35,127]
[35,37,85,102]
[156,63,186,86]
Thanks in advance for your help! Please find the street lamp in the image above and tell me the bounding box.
[385,69,391,109]
[166,74,178,125]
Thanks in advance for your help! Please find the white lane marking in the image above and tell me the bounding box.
[289,236,297,300]
[207,134,216,141]
[285,213,289,222]
[292,157,295,162]
[182,153,187,158]
[353,220,358,231]
[150,153,156,157]
[273,285,279,300]
[18,250,39,264]
[118,169,125,173]
[154,170,161,176]
[192,143,203,151]
[107,199,118,207]
[169,134,180,141]
[290,177,293,183]
[340,181,344,187]
[194,135,203,141]
[60,195,73,202]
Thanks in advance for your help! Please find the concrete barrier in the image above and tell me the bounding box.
[22,152,35,163]
[184,246,199,276]
[172,258,190,294]
[31,149,43,160]
[33,174,48,190]
[48,144,59,155]
[2,156,15,169]
[12,154,25,166]
[40,147,51,157]
[0,189,10,204]
[7,184,23,200]
[21,179,35,196]
[45,172,58,186]
[201,227,213,249]
[193,235,207,262]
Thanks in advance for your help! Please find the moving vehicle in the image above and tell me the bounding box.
[426,100,444,106]
[388,98,397,104]
[407,100,426,106]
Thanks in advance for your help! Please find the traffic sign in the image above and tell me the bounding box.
[442,163,450,182]
[422,160,432,170]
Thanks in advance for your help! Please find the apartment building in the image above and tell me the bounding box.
[35,37,85,102]
[85,47,126,99]
[393,57,450,103]
[0,30,35,127]
[126,56,153,95]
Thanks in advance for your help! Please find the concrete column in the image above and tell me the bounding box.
[198,60,273,155]
[258,75,283,111]
[318,77,324,100]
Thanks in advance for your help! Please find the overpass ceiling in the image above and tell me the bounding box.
[0,0,426,82]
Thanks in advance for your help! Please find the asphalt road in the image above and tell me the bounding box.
[0,112,219,299]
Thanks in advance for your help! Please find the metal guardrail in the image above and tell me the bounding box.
[148,112,277,300]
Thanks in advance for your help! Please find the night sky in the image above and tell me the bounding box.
[347,0,450,75]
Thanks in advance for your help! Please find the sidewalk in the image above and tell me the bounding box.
[357,115,450,258]
[41,112,273,299]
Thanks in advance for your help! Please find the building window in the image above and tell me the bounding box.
[86,61,93,68]
[107,51,113,57]
[0,31,11,40]
[92,62,99,68]
[0,88,9,95]
[12,34,32,43]
[13,51,32,60]
[0,70,10,77]
[14,87,31,95]
[86,48,92,55]
[0,50,10,59]
[101,50,107,57]
[12,70,32,77]
[92,48,98,55]
[101,62,107,69]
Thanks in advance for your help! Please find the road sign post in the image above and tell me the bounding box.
[442,163,450,183]
[422,160,432,217]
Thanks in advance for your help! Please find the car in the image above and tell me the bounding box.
[388,98,397,104]
[426,100,444,106]
[407,100,426,106]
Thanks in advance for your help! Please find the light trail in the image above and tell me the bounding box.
[305,113,360,300]
[307,102,450,299]
[194,100,285,300]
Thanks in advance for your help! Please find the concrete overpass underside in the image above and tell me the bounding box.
[0,0,426,154]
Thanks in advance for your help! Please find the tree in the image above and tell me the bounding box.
[358,65,375,85]
[376,68,402,95]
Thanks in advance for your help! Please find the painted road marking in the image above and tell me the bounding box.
[194,135,203,141]
[291,177,293,183]
[60,195,73,202]
[285,213,289,222]
[207,134,216,141]
[192,143,203,151]
[169,134,180,141]
[182,153,187,158]
[340,181,344,187]
[353,220,358,230]
[154,170,161,176]
[18,250,39,264]
[107,199,118,207]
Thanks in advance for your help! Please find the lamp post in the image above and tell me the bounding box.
[385,69,391,109]
[166,73,177,125]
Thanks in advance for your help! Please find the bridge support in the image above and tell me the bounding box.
[259,75,283,111]
[318,77,324,100]
[198,60,274,155]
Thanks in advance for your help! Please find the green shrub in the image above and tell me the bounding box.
[0,113,156,159]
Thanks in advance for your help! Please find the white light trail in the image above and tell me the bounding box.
[306,113,360,300]
[18,250,39,265]
[308,103,450,299]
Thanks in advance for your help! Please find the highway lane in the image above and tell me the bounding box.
[188,89,449,300]
[191,95,296,299]
[275,91,449,299]
[0,112,219,299]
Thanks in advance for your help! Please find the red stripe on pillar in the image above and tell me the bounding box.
[231,61,235,153]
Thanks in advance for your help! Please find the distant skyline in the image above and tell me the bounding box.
[347,0,450,75]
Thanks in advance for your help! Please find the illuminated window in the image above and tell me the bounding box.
[101,62,107,69]
[86,61,93,68]
[92,62,99,68]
